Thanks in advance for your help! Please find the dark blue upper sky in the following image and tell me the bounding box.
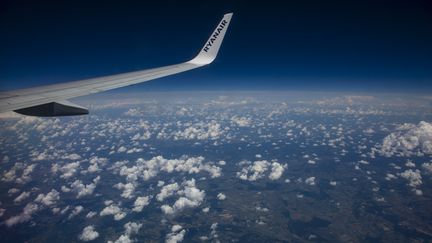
[1,0,431,92]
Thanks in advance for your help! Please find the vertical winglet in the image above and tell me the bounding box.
[188,13,233,65]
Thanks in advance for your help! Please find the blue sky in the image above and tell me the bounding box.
[0,0,431,92]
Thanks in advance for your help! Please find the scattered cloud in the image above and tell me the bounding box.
[231,116,251,127]
[79,225,99,241]
[165,225,186,243]
[109,222,142,243]
[399,169,422,188]
[380,121,432,157]
[237,160,287,181]
[34,189,60,207]
[71,176,100,198]
[14,191,30,204]
[217,193,226,200]
[161,179,205,215]
[157,183,179,202]
[117,156,221,183]
[114,182,135,199]
[172,121,223,140]
[305,177,316,186]
[68,205,84,219]
[4,202,40,227]
[100,202,126,221]
[132,196,150,212]
[421,162,432,174]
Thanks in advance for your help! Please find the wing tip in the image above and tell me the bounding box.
[188,13,233,65]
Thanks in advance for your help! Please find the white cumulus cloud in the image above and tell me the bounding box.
[132,196,150,212]
[34,189,60,207]
[79,225,99,241]
[237,160,287,181]
[217,193,226,200]
[380,121,432,157]
[71,176,100,198]
[166,225,186,243]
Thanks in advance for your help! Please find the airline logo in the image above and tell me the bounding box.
[203,19,228,52]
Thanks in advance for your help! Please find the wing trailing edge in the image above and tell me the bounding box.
[14,100,88,117]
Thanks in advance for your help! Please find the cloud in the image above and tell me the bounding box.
[16,164,37,184]
[61,185,71,192]
[109,222,142,243]
[217,193,226,200]
[87,163,100,173]
[358,160,369,165]
[14,191,30,204]
[86,211,97,218]
[118,146,127,153]
[111,235,132,243]
[131,131,151,141]
[157,183,179,201]
[61,153,82,160]
[2,163,37,184]
[124,222,142,236]
[78,225,99,241]
[380,121,432,157]
[60,206,70,214]
[114,182,135,199]
[399,169,422,188]
[231,116,251,127]
[166,225,186,243]
[256,206,269,212]
[269,162,287,180]
[124,108,143,117]
[307,160,316,165]
[172,121,223,140]
[385,173,397,181]
[200,223,219,241]
[422,162,432,174]
[132,196,150,212]
[31,151,54,161]
[86,157,107,174]
[161,205,174,215]
[59,162,81,179]
[4,202,40,227]
[305,177,316,186]
[161,179,205,215]
[68,205,84,219]
[237,160,269,181]
[2,166,17,182]
[364,128,375,134]
[100,203,126,221]
[71,176,100,198]
[200,164,222,178]
[237,160,287,181]
[34,189,60,207]
[405,160,416,168]
[1,155,10,163]
[117,156,221,183]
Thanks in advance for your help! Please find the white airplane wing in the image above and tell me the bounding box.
[0,13,233,116]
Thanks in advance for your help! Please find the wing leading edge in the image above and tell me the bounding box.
[0,13,233,116]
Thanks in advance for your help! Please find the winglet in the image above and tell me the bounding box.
[188,13,233,65]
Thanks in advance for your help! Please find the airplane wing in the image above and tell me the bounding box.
[0,13,233,116]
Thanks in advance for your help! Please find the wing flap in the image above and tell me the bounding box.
[14,100,88,117]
